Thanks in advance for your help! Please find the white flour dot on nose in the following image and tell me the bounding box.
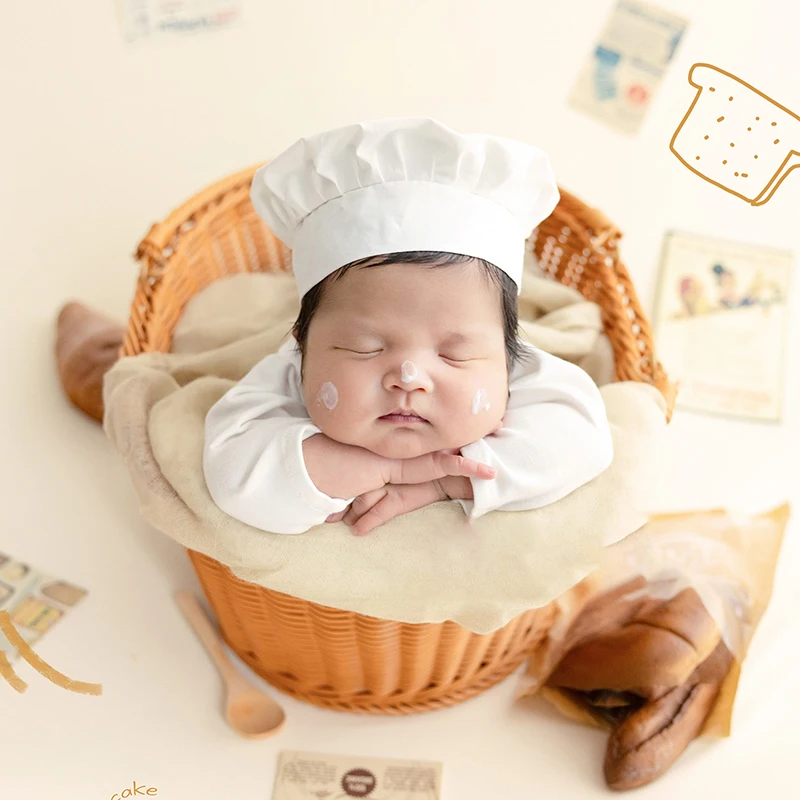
[316,381,339,410]
[401,361,418,383]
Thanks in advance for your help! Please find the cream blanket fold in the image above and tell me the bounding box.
[104,257,667,634]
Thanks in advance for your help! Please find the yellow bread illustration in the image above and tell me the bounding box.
[0,562,29,582]
[11,596,63,633]
[41,581,87,607]
[671,63,800,205]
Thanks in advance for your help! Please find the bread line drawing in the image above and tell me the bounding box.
[671,63,800,205]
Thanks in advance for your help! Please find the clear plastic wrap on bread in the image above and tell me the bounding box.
[516,505,790,791]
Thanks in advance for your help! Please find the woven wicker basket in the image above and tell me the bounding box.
[122,164,675,715]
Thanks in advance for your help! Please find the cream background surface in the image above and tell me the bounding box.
[1,1,798,797]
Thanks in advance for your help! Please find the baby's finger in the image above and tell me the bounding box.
[325,509,349,523]
[343,488,386,527]
[350,495,395,536]
[350,490,405,536]
[438,449,495,477]
[439,452,496,480]
[391,451,495,484]
[351,482,445,535]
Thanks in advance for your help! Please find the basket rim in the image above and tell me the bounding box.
[124,165,676,417]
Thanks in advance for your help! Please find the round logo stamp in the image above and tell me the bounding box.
[341,768,377,797]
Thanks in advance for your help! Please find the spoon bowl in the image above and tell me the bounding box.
[226,686,287,738]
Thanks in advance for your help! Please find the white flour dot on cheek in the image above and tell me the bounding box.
[316,381,339,410]
[471,387,491,415]
[401,361,418,383]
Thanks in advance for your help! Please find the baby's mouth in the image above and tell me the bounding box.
[379,411,428,423]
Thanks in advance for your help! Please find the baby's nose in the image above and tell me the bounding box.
[385,359,432,391]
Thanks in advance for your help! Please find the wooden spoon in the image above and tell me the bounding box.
[174,590,286,738]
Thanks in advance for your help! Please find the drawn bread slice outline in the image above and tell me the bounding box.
[670,62,800,205]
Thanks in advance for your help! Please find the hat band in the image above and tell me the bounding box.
[290,181,527,300]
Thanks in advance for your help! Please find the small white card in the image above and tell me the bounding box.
[116,0,240,43]
[272,751,443,800]
[568,0,689,135]
[653,230,792,421]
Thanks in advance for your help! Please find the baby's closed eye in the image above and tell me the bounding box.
[337,347,473,363]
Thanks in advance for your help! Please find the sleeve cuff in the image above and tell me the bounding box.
[286,423,356,513]
[456,438,503,521]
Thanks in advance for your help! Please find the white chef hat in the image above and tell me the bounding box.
[250,116,560,301]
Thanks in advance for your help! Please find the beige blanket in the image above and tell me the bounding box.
[104,255,667,634]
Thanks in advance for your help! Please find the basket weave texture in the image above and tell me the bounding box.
[123,164,675,714]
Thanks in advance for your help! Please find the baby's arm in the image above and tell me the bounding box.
[302,433,496,500]
[456,345,613,521]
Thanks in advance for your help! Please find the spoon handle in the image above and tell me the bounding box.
[174,590,242,687]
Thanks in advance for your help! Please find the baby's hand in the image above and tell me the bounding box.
[383,447,496,486]
[305,435,495,502]
[330,448,494,535]
[326,481,449,536]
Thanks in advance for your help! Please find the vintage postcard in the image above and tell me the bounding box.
[0,551,88,663]
[272,751,442,800]
[568,0,690,135]
[117,0,241,43]
[652,230,792,421]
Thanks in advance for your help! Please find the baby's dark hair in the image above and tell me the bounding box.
[289,251,535,381]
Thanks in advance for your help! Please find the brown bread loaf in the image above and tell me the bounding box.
[603,639,732,790]
[56,302,124,422]
[547,586,722,693]
[543,583,734,791]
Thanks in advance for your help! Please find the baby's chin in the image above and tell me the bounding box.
[360,428,478,460]
[313,419,489,459]
[366,436,440,460]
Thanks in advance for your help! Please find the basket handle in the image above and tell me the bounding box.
[133,163,263,265]
[556,187,622,250]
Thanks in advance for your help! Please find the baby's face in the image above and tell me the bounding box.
[298,261,509,460]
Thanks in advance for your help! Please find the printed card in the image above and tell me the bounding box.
[568,0,690,135]
[653,230,792,420]
[272,751,443,800]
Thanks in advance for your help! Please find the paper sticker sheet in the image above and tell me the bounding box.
[0,551,88,662]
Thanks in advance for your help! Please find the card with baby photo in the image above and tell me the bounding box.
[652,230,792,421]
[0,551,88,662]
[568,0,689,135]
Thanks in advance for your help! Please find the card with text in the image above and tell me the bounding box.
[272,750,442,800]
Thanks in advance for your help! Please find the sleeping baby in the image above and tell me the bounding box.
[202,117,614,535]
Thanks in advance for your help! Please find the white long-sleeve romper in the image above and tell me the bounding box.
[203,337,614,534]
